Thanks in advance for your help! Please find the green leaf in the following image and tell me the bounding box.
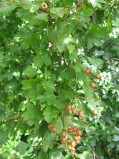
[37,150,48,159]
[50,8,67,18]
[63,0,73,7]
[22,79,38,89]
[33,53,51,67]
[33,54,43,67]
[22,0,33,10]
[0,130,8,146]
[69,51,78,61]
[24,66,37,77]
[30,4,39,13]
[23,103,43,121]
[31,13,48,24]
[66,44,75,53]
[87,57,104,68]
[86,24,109,48]
[56,39,65,53]
[42,131,53,152]
[73,60,82,72]
[53,100,65,109]
[113,135,119,142]
[43,106,58,122]
[37,84,45,95]
[90,0,106,7]
[54,118,63,134]
[0,51,4,61]
[39,92,57,105]
[43,79,55,92]
[77,151,90,159]
[37,13,48,22]
[0,2,16,16]
[43,53,51,66]
[49,148,65,159]
[80,6,94,23]
[15,141,29,155]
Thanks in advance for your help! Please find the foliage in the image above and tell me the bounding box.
[0,0,119,159]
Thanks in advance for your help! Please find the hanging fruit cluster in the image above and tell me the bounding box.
[84,68,102,89]
[48,115,83,154]
[39,1,102,155]
[47,67,102,154]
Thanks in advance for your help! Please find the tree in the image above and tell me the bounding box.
[0,0,119,158]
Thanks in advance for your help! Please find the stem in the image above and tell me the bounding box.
[90,147,99,159]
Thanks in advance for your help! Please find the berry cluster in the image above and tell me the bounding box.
[67,105,84,117]
[85,68,101,89]
[61,126,82,153]
[47,67,101,153]
[47,103,86,153]
[48,120,83,153]
[48,123,57,133]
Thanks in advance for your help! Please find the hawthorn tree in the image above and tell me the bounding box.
[0,0,119,159]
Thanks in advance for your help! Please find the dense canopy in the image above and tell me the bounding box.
[0,0,119,159]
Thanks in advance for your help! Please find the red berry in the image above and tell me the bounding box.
[72,107,77,114]
[95,74,101,80]
[66,105,72,111]
[61,131,66,138]
[76,139,80,144]
[85,69,91,75]
[78,110,84,117]
[52,127,57,133]
[92,110,98,116]
[77,2,84,7]
[48,123,53,130]
[6,117,11,121]
[40,3,48,10]
[76,130,83,136]
[72,126,77,132]
[68,128,74,133]
[73,136,78,141]
[61,138,66,144]
[68,141,76,147]
[90,82,96,88]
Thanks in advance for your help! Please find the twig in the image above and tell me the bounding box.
[91,147,99,159]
